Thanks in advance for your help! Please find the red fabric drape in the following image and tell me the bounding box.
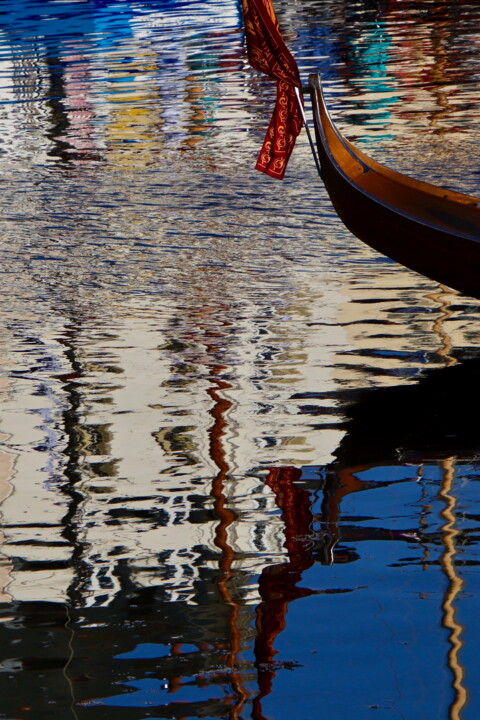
[242,0,303,179]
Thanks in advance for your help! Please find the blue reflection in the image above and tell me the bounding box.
[115,642,169,659]
[1,0,135,55]
[83,678,169,707]
[83,676,224,707]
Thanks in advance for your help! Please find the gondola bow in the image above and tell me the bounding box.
[308,73,480,300]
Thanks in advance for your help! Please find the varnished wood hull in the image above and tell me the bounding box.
[308,74,480,300]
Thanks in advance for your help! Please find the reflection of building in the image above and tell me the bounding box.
[1,1,480,716]
[0,30,53,164]
[0,328,74,603]
[2,324,476,717]
[0,0,244,170]
[326,0,480,197]
[1,247,477,608]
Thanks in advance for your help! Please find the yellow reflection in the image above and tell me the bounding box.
[104,46,164,166]
[439,457,467,719]
[426,285,456,366]
[181,74,211,151]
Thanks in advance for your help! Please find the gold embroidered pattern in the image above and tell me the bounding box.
[242,0,303,179]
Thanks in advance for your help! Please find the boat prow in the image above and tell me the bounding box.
[308,73,480,300]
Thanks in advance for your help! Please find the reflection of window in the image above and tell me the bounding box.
[153,425,199,465]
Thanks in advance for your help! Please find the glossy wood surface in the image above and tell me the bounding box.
[308,74,480,299]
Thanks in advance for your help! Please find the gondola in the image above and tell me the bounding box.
[307,73,480,300]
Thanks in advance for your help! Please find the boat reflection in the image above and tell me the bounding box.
[334,353,480,467]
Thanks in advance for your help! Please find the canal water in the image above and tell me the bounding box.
[0,0,480,717]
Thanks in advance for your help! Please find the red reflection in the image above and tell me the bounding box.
[253,466,315,720]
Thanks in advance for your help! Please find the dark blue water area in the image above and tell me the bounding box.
[1,1,131,52]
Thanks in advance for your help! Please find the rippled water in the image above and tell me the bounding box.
[1,0,480,717]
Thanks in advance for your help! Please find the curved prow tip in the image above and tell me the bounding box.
[306,73,338,181]
[307,73,334,129]
[301,74,322,95]
[307,73,328,110]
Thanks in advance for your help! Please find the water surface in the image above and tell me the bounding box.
[1,0,480,718]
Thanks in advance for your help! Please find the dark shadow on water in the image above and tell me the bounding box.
[333,353,480,467]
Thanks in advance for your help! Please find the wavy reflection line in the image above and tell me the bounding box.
[318,465,369,564]
[438,457,467,719]
[253,467,315,720]
[207,366,249,719]
[0,442,15,603]
[426,285,456,367]
[58,330,92,606]
[416,466,433,572]
[58,328,93,720]
[63,604,79,720]
[428,12,459,138]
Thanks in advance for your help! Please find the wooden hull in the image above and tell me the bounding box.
[308,74,480,300]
